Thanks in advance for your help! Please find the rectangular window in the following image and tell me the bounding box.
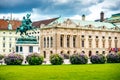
[9,49,11,52]
[29,46,33,53]
[38,36,39,40]
[47,37,49,48]
[67,36,70,48]
[3,43,5,47]
[82,40,84,47]
[9,38,11,41]
[16,46,19,52]
[60,36,63,47]
[73,36,76,48]
[51,37,53,48]
[3,32,5,34]
[20,46,23,52]
[3,49,5,52]
[44,38,46,48]
[15,38,17,40]
[3,37,5,40]
[9,43,11,48]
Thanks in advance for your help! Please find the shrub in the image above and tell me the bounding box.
[70,53,88,64]
[4,53,23,65]
[90,54,106,64]
[50,54,64,65]
[0,54,4,60]
[26,53,43,65]
[106,53,120,63]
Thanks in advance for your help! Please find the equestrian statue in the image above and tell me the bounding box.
[16,14,36,37]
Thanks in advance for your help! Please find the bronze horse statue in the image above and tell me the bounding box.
[16,14,36,37]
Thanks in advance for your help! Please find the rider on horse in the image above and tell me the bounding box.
[16,14,36,36]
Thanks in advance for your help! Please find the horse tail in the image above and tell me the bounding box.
[16,27,19,34]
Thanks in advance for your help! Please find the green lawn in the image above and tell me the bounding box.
[0,64,120,80]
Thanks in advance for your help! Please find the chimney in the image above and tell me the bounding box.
[100,11,104,22]
[82,14,85,21]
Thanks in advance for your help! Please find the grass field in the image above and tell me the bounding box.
[0,63,120,80]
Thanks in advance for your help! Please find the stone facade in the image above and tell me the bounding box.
[40,19,120,58]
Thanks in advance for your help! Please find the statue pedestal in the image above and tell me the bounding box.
[15,36,40,56]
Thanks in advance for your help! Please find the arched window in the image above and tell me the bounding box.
[51,37,53,48]
[73,36,76,48]
[60,35,63,47]
[67,36,70,47]
[44,37,46,48]
[47,37,49,48]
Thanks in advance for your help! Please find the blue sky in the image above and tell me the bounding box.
[0,0,120,21]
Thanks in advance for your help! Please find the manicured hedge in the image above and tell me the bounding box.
[0,54,4,60]
[50,54,64,65]
[70,53,88,64]
[26,53,43,65]
[106,53,120,63]
[90,54,106,64]
[4,53,23,65]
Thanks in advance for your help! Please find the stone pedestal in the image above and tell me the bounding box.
[15,36,39,63]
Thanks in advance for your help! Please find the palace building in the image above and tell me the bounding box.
[39,17,120,58]
[0,12,120,59]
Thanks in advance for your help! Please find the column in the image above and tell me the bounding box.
[76,35,80,48]
[105,37,108,48]
[64,35,67,48]
[111,38,115,48]
[70,35,73,48]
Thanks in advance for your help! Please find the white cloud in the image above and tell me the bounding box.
[69,15,82,20]
[86,0,120,21]
[0,8,54,21]
[52,0,70,4]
